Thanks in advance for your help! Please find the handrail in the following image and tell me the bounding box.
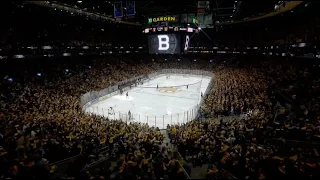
[161,129,191,179]
[48,154,81,166]
[221,168,238,179]
[176,151,192,179]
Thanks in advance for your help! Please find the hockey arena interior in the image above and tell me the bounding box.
[1,1,320,179]
[84,71,212,128]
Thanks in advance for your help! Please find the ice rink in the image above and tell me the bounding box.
[85,74,212,129]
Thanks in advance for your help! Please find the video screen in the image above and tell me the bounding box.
[183,35,190,54]
[148,34,181,54]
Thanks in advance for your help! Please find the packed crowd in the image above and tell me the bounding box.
[1,57,203,179]
[1,53,319,179]
[201,68,271,118]
[169,57,320,179]
[1,1,320,179]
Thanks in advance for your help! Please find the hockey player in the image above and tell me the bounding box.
[187,84,189,89]
[126,92,129,98]
[201,92,203,98]
[108,107,114,115]
[128,110,132,120]
[157,84,159,89]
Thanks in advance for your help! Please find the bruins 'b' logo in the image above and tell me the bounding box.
[157,87,182,93]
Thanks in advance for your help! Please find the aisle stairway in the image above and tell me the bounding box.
[160,129,172,148]
[160,129,208,179]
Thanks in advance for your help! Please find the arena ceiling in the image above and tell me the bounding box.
[55,1,281,22]
[33,1,304,25]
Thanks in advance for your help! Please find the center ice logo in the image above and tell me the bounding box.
[157,87,182,93]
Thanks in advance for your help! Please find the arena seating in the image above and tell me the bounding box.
[0,1,320,179]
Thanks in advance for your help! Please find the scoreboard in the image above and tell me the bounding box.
[143,15,197,54]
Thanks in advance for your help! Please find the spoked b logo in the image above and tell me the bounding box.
[157,35,169,50]
[184,35,190,51]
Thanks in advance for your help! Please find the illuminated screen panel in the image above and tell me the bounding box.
[148,34,181,54]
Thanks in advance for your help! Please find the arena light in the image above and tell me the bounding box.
[65,69,69,72]
[8,78,13,82]
[13,55,24,59]
[37,73,42,77]
[88,66,91,69]
[63,53,71,56]
[298,43,306,47]
[42,46,52,50]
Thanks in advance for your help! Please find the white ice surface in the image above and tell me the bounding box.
[85,74,211,129]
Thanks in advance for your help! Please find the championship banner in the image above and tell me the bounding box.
[114,1,123,18]
[197,13,204,24]
[203,14,213,28]
[197,1,206,8]
[187,14,196,24]
[197,1,206,13]
[197,1,207,24]
[126,1,135,16]
[180,14,187,23]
